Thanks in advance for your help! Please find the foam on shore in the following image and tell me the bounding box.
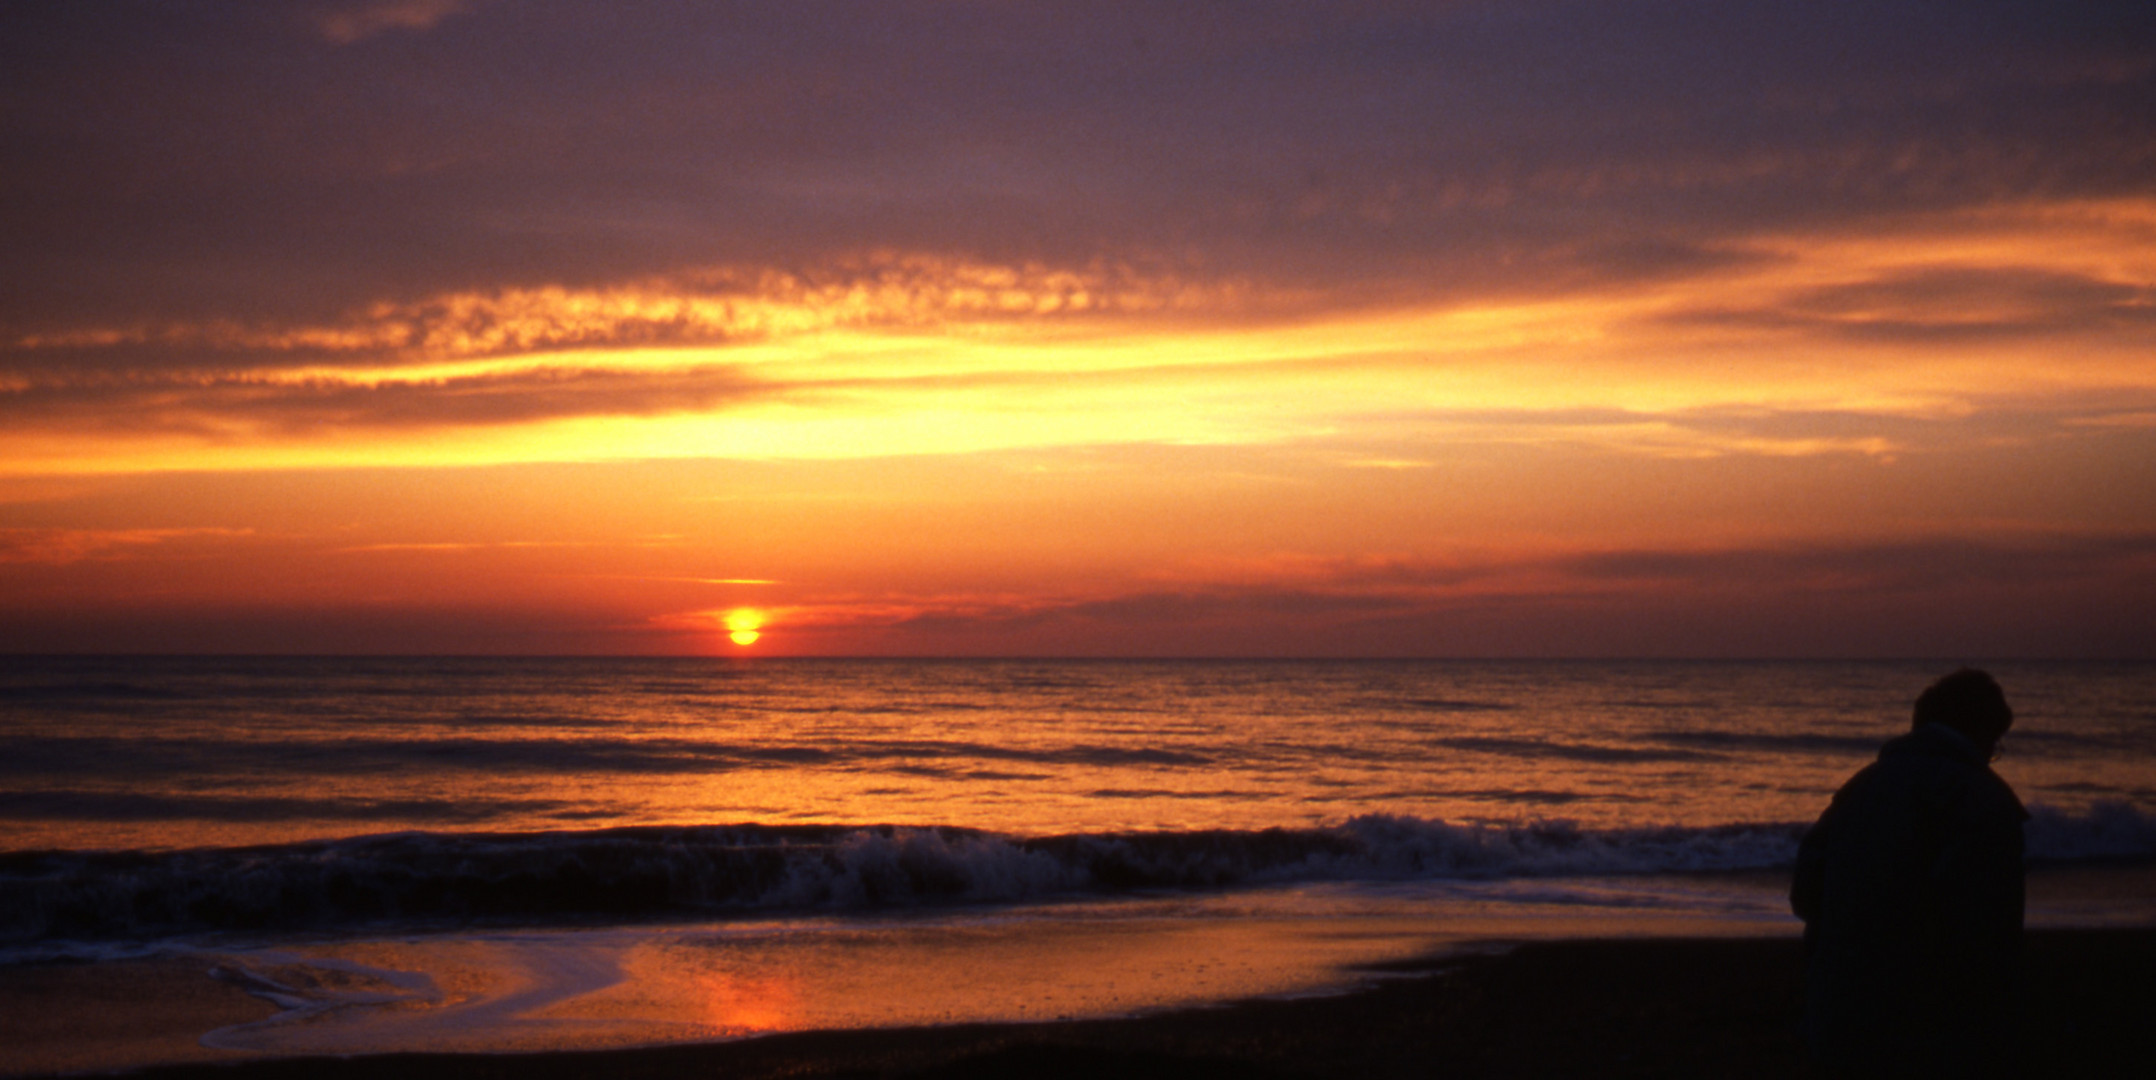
[5,860,2152,1076]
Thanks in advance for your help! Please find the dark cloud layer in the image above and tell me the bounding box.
[3,363,769,435]
[5,1,2152,358]
[1661,266,2156,343]
[3,526,2148,655]
[813,531,2156,657]
[1556,533,2156,592]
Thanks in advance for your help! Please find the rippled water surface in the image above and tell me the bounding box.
[4,658,2151,1069]
[7,658,2151,853]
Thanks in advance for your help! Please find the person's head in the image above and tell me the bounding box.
[1912,668,2013,754]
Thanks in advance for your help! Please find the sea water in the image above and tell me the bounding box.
[3,658,2153,1062]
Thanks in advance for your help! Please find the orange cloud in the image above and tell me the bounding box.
[0,527,254,565]
[315,0,476,45]
[8,254,1272,368]
[4,196,2151,479]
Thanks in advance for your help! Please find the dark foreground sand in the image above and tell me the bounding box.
[23,927,2145,1080]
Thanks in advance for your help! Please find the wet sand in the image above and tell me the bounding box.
[0,958,277,1075]
[12,927,2151,1080]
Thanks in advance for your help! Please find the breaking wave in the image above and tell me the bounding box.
[5,802,2149,946]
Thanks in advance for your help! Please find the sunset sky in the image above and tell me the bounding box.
[3,1,2152,656]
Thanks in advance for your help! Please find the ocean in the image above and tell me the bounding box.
[4,657,2153,1064]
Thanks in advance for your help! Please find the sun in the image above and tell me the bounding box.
[724,608,764,647]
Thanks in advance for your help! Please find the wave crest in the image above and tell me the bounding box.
[4,802,2147,945]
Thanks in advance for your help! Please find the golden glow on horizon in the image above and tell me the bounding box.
[4,195,2153,479]
[4,203,2152,657]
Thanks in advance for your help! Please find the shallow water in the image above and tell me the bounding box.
[25,862,2143,1065]
[188,877,1805,1057]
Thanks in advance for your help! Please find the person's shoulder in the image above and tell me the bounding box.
[1860,731,1938,785]
[1825,755,1889,802]
[1925,748,2027,826]
[1869,728,2021,813]
[1963,765,2028,823]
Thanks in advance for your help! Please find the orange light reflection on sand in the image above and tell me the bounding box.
[695,971,799,1036]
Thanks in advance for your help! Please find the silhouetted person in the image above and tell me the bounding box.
[1791,669,2027,1077]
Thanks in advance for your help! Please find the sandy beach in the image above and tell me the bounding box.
[5,927,2147,1080]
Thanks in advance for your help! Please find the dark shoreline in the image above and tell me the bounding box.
[60,927,2152,1080]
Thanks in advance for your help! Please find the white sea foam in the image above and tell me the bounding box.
[3,802,2148,947]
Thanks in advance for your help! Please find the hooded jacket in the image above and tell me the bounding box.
[1791,723,2028,1073]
